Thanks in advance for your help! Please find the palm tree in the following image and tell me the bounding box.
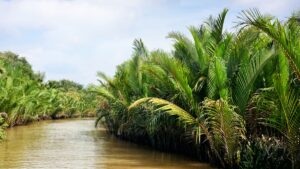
[238,9,300,81]
[0,52,98,128]
[96,8,300,169]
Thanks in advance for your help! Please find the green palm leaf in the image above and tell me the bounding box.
[233,49,274,114]
[238,9,300,80]
[129,97,196,125]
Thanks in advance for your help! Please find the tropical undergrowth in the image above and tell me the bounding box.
[95,9,300,169]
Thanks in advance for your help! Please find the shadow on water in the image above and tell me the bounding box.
[0,119,212,169]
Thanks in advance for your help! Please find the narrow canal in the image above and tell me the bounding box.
[0,119,211,169]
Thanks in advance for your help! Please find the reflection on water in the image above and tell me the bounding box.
[0,119,212,169]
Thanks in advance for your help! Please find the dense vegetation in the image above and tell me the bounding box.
[96,9,300,169]
[0,52,99,139]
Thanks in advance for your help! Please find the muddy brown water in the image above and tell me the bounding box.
[0,119,212,169]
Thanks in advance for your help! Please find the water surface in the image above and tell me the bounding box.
[0,119,211,169]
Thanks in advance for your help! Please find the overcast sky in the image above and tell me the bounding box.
[0,0,299,85]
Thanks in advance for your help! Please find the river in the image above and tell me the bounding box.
[0,119,211,169]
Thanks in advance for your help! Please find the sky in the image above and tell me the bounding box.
[0,0,299,85]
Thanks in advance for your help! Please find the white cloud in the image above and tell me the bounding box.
[0,0,155,84]
[0,0,298,85]
[0,0,144,30]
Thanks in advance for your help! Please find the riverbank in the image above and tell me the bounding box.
[10,112,95,127]
[0,52,100,139]
[0,113,95,140]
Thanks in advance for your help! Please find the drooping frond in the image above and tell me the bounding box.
[167,31,200,76]
[150,51,194,103]
[129,97,196,125]
[97,71,115,88]
[238,9,300,80]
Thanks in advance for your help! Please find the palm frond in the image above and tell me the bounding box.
[233,49,274,114]
[133,39,148,58]
[129,97,196,125]
[208,57,228,100]
[238,9,300,80]
[206,8,229,43]
[202,99,246,167]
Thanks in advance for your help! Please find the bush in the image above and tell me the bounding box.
[240,136,292,169]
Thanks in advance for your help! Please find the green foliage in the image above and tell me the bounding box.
[0,52,99,130]
[46,79,83,91]
[95,9,299,169]
[0,116,7,140]
[202,99,246,167]
[238,9,300,81]
[208,57,228,100]
[233,49,274,114]
[240,136,291,169]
